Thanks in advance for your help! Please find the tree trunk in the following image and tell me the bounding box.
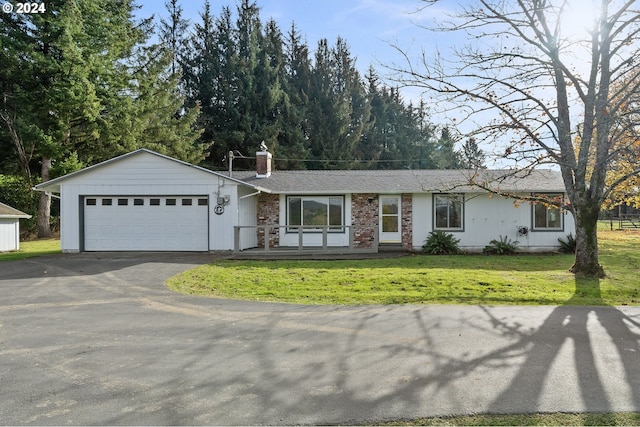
[37,156,52,238]
[570,199,605,278]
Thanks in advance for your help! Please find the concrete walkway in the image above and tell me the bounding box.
[1,253,639,425]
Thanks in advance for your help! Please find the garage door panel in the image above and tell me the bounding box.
[84,196,208,251]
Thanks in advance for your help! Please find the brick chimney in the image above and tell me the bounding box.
[256,150,272,178]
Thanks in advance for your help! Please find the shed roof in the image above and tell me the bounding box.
[0,202,31,219]
[235,169,566,194]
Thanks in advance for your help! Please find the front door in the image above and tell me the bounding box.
[379,195,401,243]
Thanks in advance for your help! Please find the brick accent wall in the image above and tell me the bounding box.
[255,192,412,251]
[257,193,279,248]
[351,194,378,249]
[401,193,413,249]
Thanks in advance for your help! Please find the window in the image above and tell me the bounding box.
[287,196,344,231]
[434,194,463,230]
[198,198,208,206]
[150,199,160,206]
[166,199,176,206]
[182,198,192,206]
[134,199,144,206]
[102,199,112,206]
[533,194,563,230]
[118,198,128,206]
[86,198,96,206]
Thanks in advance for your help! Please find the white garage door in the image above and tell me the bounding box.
[83,196,209,251]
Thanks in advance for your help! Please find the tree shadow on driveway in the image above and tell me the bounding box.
[484,277,640,415]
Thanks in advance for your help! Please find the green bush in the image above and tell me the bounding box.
[422,230,461,255]
[558,233,577,253]
[483,235,519,255]
[0,174,38,236]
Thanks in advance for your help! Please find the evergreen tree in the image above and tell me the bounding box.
[174,0,444,172]
[307,38,368,169]
[159,0,190,77]
[182,2,237,168]
[462,137,486,169]
[359,70,436,169]
[433,126,463,169]
[278,23,311,169]
[1,0,202,236]
[182,0,286,169]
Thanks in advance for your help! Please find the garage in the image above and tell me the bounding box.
[33,149,262,253]
[83,195,209,251]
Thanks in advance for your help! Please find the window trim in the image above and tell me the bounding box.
[433,193,465,232]
[531,193,565,231]
[286,195,345,233]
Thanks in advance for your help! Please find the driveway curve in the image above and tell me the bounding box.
[1,253,640,425]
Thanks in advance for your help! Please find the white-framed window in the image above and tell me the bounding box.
[434,194,464,231]
[287,196,344,232]
[533,193,563,230]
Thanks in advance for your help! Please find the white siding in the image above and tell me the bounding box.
[0,219,20,251]
[238,187,259,250]
[58,151,254,252]
[412,193,576,252]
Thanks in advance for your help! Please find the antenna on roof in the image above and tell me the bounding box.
[225,150,249,178]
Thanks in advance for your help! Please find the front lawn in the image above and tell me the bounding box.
[0,238,61,261]
[166,229,640,306]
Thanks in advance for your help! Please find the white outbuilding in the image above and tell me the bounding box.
[0,201,31,252]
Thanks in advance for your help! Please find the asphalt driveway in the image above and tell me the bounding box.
[1,252,640,425]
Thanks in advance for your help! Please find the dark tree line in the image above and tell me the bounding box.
[173,0,469,171]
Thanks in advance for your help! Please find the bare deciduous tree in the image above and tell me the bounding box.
[391,0,640,277]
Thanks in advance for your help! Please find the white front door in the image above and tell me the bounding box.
[379,195,401,243]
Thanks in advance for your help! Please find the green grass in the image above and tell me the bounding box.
[381,412,640,426]
[0,238,61,261]
[167,229,640,306]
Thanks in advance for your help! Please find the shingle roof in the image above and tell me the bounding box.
[0,201,31,218]
[235,169,566,194]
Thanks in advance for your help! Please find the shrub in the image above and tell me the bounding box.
[422,230,461,255]
[0,174,38,236]
[558,233,577,253]
[483,235,519,255]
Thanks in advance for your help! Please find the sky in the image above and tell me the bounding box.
[137,0,451,86]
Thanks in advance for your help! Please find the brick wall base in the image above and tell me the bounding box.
[351,194,378,249]
[257,193,279,248]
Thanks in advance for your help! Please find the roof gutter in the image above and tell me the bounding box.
[32,187,61,199]
[239,190,262,200]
